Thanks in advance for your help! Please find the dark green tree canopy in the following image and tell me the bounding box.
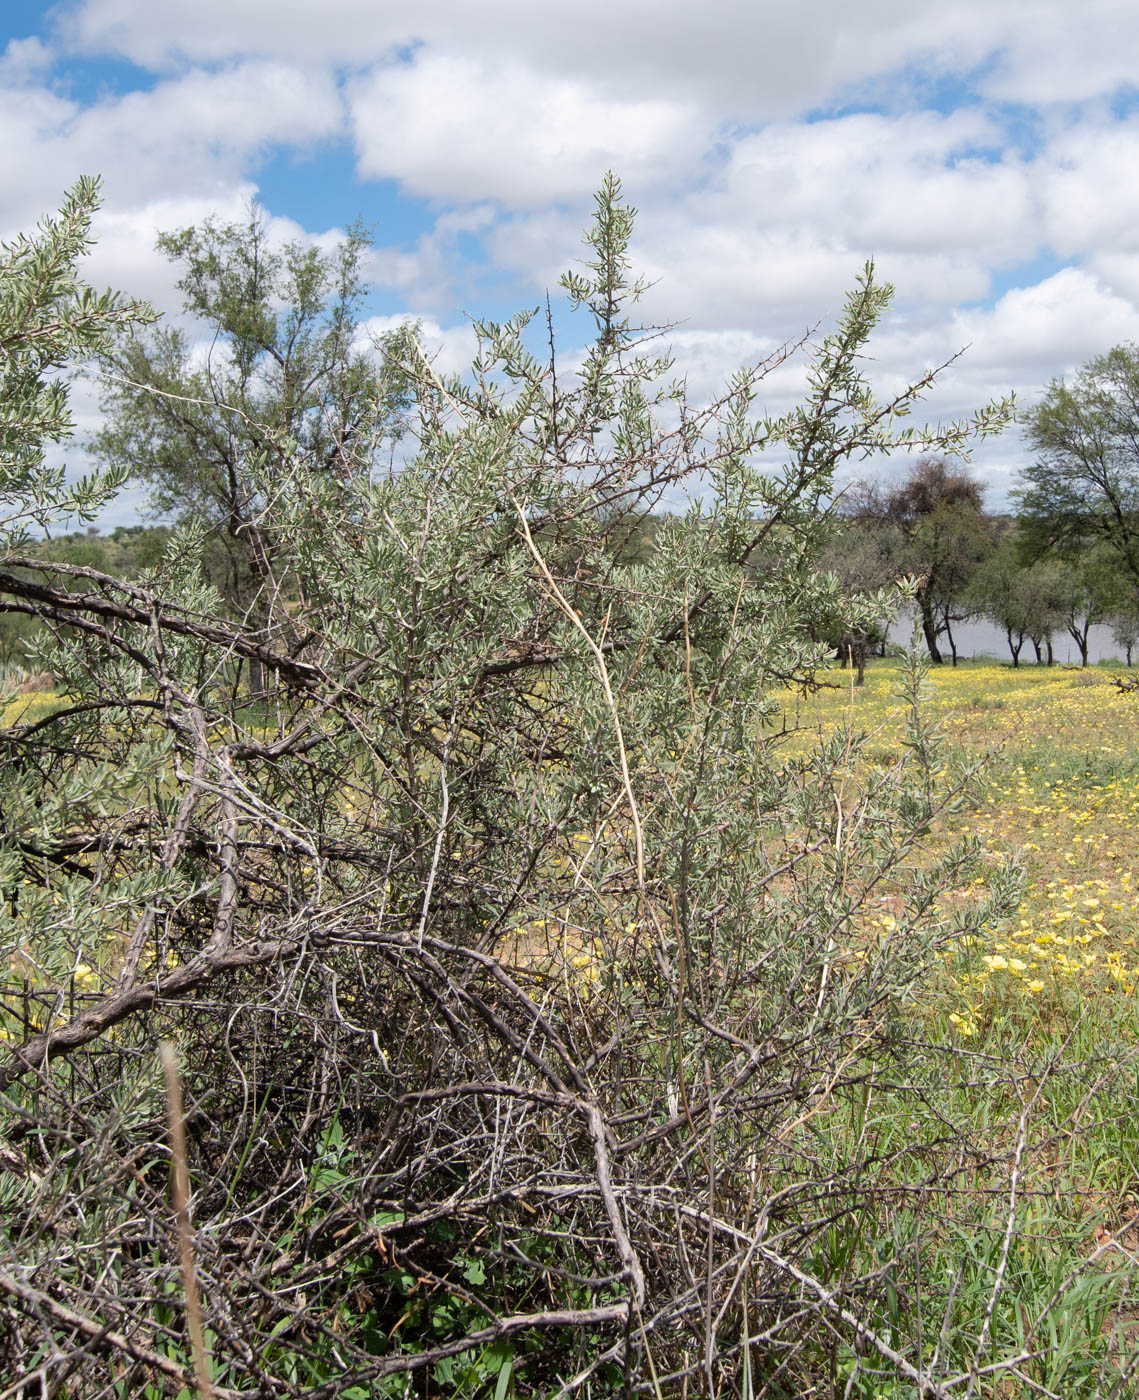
[844,456,992,663]
[1017,343,1139,583]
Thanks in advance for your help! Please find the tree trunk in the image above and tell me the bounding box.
[1068,623,1090,667]
[1007,628,1022,667]
[919,595,943,665]
[944,616,958,667]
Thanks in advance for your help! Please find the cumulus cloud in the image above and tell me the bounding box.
[0,57,342,240]
[348,53,707,205]
[73,195,344,320]
[0,34,52,83]
[1036,118,1139,255]
[960,269,1139,370]
[720,113,1032,255]
[358,313,478,380]
[53,0,1139,122]
[6,0,1139,511]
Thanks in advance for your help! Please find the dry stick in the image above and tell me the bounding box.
[160,1041,214,1400]
[703,1060,717,1397]
[293,1305,631,1398]
[815,646,856,1014]
[416,709,456,951]
[206,763,241,954]
[511,495,659,1374]
[0,1268,238,1398]
[0,938,290,1094]
[510,495,645,893]
[584,1105,645,1311]
[962,1082,1036,1400]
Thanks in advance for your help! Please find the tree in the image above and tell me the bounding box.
[1108,579,1139,664]
[1051,546,1118,666]
[91,207,410,672]
[1022,558,1066,664]
[968,531,1030,665]
[1111,611,1139,664]
[1018,344,1139,587]
[5,177,1077,1399]
[968,533,1065,665]
[847,456,993,664]
[815,516,900,681]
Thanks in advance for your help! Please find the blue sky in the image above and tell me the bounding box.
[4,0,1139,518]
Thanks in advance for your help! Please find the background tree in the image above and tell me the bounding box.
[1020,555,1068,663]
[0,523,179,665]
[968,530,1031,665]
[846,456,993,664]
[968,533,1065,665]
[814,515,900,681]
[1051,545,1118,666]
[1018,343,1139,587]
[91,208,410,676]
[1108,580,1139,663]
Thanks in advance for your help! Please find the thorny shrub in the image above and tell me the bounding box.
[4,177,1135,1398]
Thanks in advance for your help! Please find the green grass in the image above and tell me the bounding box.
[771,658,1139,1393]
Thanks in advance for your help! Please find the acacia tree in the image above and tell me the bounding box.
[1051,546,1119,666]
[91,207,410,676]
[968,533,1033,665]
[966,532,1068,665]
[1108,581,1139,664]
[10,178,1129,1399]
[815,518,900,681]
[1018,344,1139,585]
[847,457,992,663]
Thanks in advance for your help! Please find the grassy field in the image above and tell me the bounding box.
[767,658,1139,1393]
[793,660,1139,1026]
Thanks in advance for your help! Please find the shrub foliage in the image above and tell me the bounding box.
[6,177,1122,1399]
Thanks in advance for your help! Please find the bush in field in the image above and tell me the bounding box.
[5,177,1130,1399]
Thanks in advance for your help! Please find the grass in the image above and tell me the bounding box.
[0,687,63,727]
[774,657,1139,1393]
[787,659,1139,1018]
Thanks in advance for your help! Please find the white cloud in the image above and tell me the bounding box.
[0,34,53,83]
[0,60,341,240]
[55,0,1139,115]
[952,268,1139,372]
[973,2,1139,105]
[8,0,1139,516]
[1037,118,1139,256]
[723,113,1032,256]
[1084,254,1139,312]
[359,314,478,380]
[348,52,707,205]
[55,0,931,102]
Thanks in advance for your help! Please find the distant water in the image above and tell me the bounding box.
[885,613,1127,667]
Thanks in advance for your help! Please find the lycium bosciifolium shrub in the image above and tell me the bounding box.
[7,178,1131,1399]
